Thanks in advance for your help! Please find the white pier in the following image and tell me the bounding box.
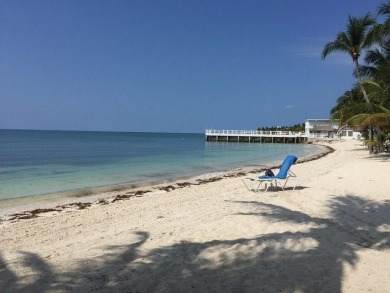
[205,129,307,143]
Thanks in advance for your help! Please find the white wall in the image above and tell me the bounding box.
[305,119,338,138]
[304,119,363,140]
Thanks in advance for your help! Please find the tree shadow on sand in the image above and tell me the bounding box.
[1,195,389,292]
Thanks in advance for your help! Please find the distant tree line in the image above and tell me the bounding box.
[256,124,305,132]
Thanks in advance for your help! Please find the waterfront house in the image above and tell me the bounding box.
[305,119,361,140]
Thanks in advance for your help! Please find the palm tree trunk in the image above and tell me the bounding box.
[376,126,384,152]
[354,60,371,103]
[354,60,374,153]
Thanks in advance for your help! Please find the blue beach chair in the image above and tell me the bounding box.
[243,155,299,192]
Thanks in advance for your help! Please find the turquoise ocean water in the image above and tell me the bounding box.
[0,129,324,203]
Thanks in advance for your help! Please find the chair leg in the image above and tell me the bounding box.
[242,178,250,191]
[264,182,269,192]
[283,178,289,189]
[292,178,299,190]
[282,177,299,190]
[255,181,263,192]
[242,178,268,192]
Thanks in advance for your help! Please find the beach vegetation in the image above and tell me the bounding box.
[325,2,390,152]
[330,87,365,122]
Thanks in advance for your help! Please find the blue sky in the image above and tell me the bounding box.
[0,0,386,133]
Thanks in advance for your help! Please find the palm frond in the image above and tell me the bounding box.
[345,113,371,126]
[361,80,390,106]
[364,139,377,147]
[321,14,375,60]
[360,80,385,102]
[378,3,390,15]
[364,47,385,64]
[321,40,350,59]
[362,112,390,127]
[357,65,377,78]
[379,105,390,113]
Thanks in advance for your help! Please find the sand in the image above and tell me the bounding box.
[0,139,389,292]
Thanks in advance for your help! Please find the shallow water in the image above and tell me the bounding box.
[0,129,324,202]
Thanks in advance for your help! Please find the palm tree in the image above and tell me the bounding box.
[378,2,390,16]
[377,2,390,35]
[322,14,377,152]
[321,13,376,104]
[344,103,390,150]
[359,3,390,103]
[360,80,390,150]
[361,111,390,127]
[330,87,365,123]
[361,80,390,108]
[360,45,390,84]
[331,84,390,151]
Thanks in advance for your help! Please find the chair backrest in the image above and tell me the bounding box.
[275,155,298,179]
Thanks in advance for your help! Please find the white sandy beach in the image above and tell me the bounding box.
[0,139,389,292]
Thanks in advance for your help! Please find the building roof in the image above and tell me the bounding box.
[305,119,339,122]
[313,125,336,131]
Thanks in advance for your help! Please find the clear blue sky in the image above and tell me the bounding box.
[0,0,385,133]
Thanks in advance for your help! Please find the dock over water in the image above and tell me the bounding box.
[205,129,307,143]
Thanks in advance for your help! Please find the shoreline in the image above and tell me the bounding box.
[1,139,389,292]
[0,130,321,205]
[0,143,334,225]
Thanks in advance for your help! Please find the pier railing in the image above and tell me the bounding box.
[205,129,304,137]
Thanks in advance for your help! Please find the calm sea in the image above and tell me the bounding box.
[0,129,323,202]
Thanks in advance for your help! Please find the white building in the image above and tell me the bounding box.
[305,119,362,140]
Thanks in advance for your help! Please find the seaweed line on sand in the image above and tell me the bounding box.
[1,144,334,224]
